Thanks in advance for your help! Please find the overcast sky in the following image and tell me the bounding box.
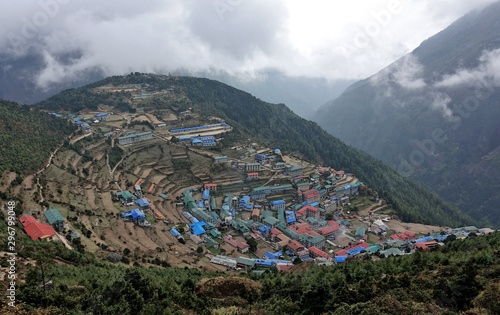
[1,0,497,89]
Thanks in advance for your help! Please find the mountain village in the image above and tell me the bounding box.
[9,80,495,273]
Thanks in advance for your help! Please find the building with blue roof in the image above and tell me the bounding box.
[170,228,181,237]
[335,256,346,263]
[189,221,207,235]
[414,236,435,243]
[134,198,150,208]
[259,226,271,235]
[344,185,352,195]
[202,189,210,200]
[285,211,296,224]
[345,247,367,256]
[270,200,286,211]
[191,138,203,146]
[264,251,282,260]
[239,196,251,207]
[169,123,231,133]
[254,259,275,267]
[121,208,146,223]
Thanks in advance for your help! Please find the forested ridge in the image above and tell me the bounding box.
[0,99,76,175]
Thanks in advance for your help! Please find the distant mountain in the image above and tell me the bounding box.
[35,73,477,228]
[0,51,104,104]
[195,69,354,118]
[0,50,350,117]
[314,1,500,227]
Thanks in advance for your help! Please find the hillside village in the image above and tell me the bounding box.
[3,76,495,273]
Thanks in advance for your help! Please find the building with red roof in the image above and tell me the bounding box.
[203,183,218,191]
[415,241,439,251]
[289,222,313,234]
[237,242,250,253]
[287,240,305,254]
[389,231,416,241]
[247,173,259,180]
[276,263,293,271]
[318,224,340,238]
[309,246,330,259]
[270,228,282,240]
[296,205,320,220]
[303,189,320,203]
[223,235,239,248]
[20,216,56,241]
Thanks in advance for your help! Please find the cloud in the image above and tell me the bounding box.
[369,54,426,93]
[0,0,497,90]
[392,55,427,89]
[430,92,455,120]
[435,48,500,88]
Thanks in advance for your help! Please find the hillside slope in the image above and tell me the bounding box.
[314,2,500,227]
[35,74,477,228]
[0,99,76,175]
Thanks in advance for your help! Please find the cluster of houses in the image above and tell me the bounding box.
[50,112,113,133]
[173,151,498,270]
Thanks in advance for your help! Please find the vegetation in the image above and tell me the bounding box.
[0,99,76,175]
[108,145,124,169]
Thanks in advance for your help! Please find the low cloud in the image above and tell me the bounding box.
[430,92,455,120]
[435,48,500,88]
[392,55,427,89]
[368,54,426,102]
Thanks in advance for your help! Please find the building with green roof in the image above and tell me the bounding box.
[236,256,256,268]
[355,226,367,238]
[44,208,65,231]
[262,216,280,228]
[117,131,153,145]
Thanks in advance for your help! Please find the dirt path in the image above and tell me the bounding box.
[386,220,447,235]
[70,132,92,144]
[55,231,73,250]
[260,170,282,187]
[358,200,383,216]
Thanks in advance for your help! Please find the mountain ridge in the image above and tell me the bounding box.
[314,1,500,227]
